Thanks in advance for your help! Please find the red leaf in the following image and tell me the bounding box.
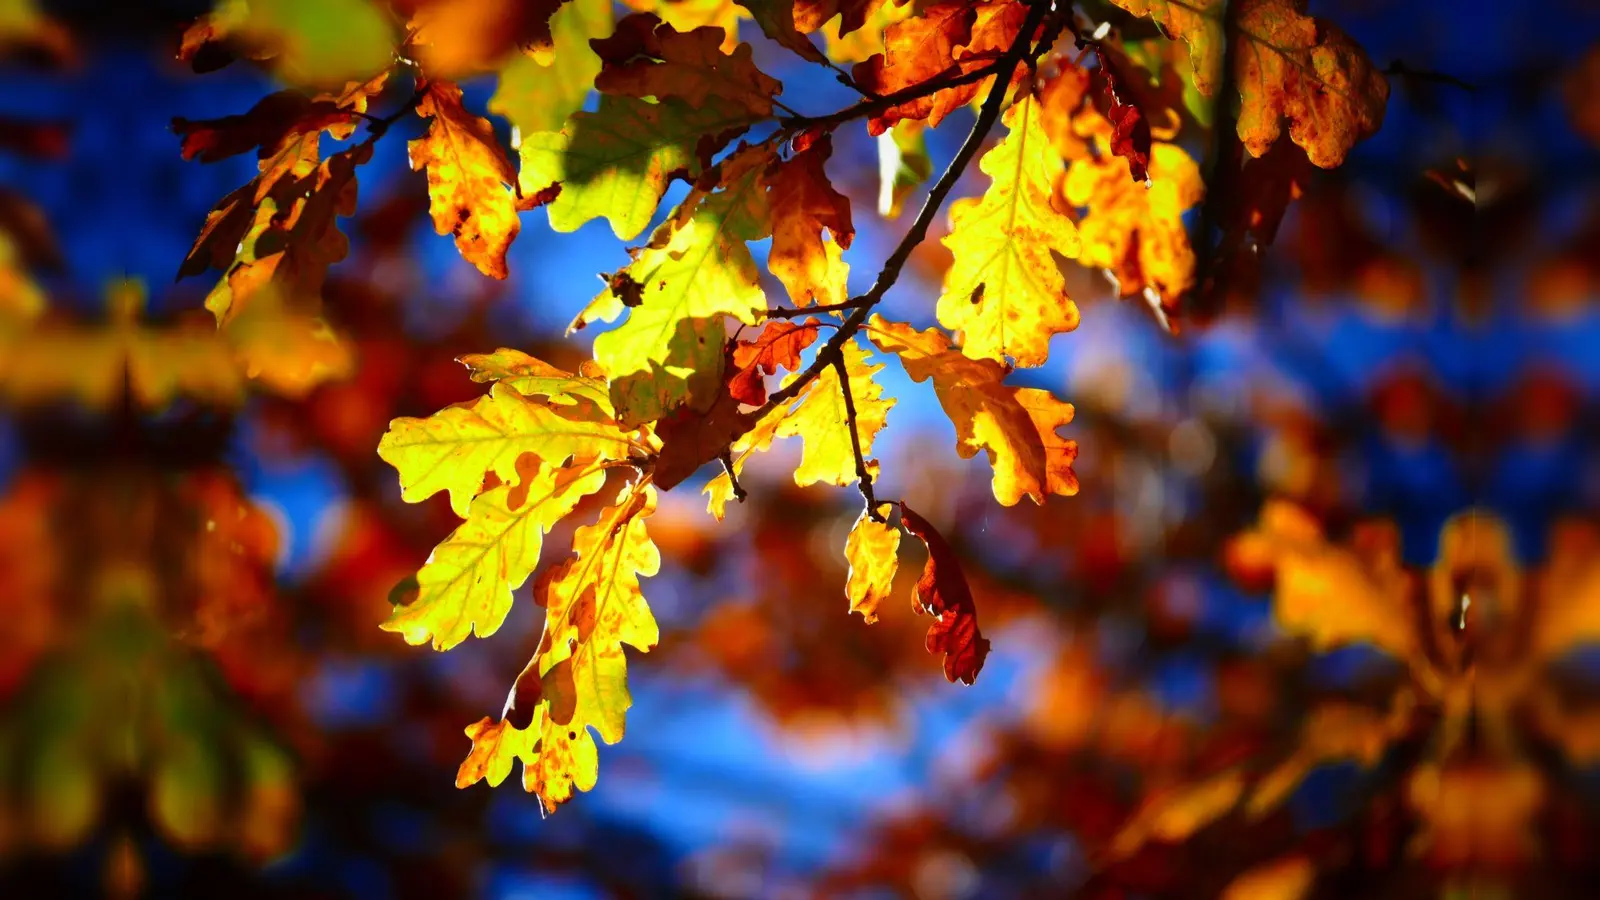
[900,504,990,684]
[728,320,820,406]
[1094,49,1152,184]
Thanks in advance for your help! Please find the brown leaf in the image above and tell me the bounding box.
[652,362,756,491]
[900,504,989,684]
[172,92,352,164]
[592,12,782,117]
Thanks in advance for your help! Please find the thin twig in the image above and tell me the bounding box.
[753,0,1059,426]
[780,45,1024,134]
[717,451,748,503]
[1384,59,1478,92]
[824,58,879,99]
[763,298,873,318]
[771,95,805,118]
[832,352,882,520]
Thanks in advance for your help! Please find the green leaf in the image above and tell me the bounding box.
[490,0,613,139]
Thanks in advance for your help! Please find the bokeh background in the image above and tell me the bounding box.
[4,0,1600,897]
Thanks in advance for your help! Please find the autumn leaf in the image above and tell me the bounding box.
[409,81,521,279]
[728,320,819,406]
[702,395,791,519]
[382,456,607,650]
[651,362,755,491]
[457,483,660,812]
[844,503,899,623]
[184,0,395,89]
[201,141,372,324]
[735,0,826,63]
[623,0,746,53]
[576,145,773,428]
[869,316,1076,506]
[594,12,783,116]
[407,0,574,77]
[1233,0,1388,168]
[938,94,1079,367]
[852,0,1026,135]
[377,380,637,517]
[774,340,895,487]
[456,347,614,414]
[489,0,611,139]
[1093,48,1152,183]
[1063,113,1203,303]
[1228,500,1416,659]
[518,93,761,240]
[900,504,988,684]
[764,134,853,307]
[1111,0,1387,168]
[171,91,352,164]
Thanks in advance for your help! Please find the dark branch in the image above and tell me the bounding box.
[1384,59,1478,92]
[763,298,872,319]
[718,451,748,504]
[754,0,1059,421]
[832,352,882,520]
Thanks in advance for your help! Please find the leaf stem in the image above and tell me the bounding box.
[831,352,882,520]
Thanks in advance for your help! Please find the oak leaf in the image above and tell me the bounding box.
[407,0,574,77]
[382,456,607,650]
[409,81,521,279]
[728,320,819,406]
[171,91,352,164]
[852,0,1026,135]
[489,0,611,138]
[622,0,745,53]
[900,504,988,684]
[937,95,1079,367]
[1094,49,1153,183]
[763,134,853,307]
[844,504,900,623]
[575,145,773,428]
[518,93,760,240]
[593,13,782,117]
[456,347,614,414]
[735,0,826,62]
[1063,114,1203,303]
[651,365,755,491]
[869,316,1076,506]
[377,379,636,517]
[774,340,895,488]
[457,483,660,812]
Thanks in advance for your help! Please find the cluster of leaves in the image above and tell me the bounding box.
[167,0,1391,812]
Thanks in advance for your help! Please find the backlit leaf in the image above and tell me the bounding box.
[409,81,521,279]
[774,340,895,487]
[868,316,1077,506]
[937,94,1079,367]
[489,0,612,139]
[382,456,607,650]
[900,504,988,684]
[844,504,899,623]
[377,380,636,517]
[594,12,782,116]
[728,319,820,406]
[764,134,853,306]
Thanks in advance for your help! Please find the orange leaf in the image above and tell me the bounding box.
[728,320,820,406]
[408,81,521,279]
[764,134,853,306]
[852,0,1026,135]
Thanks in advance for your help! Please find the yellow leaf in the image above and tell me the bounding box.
[409,82,521,279]
[456,347,614,415]
[1220,856,1314,900]
[774,340,894,487]
[457,483,660,812]
[582,145,772,428]
[1064,128,1203,303]
[490,0,613,139]
[868,316,1076,506]
[382,458,607,650]
[938,95,1080,367]
[378,381,635,518]
[844,504,900,623]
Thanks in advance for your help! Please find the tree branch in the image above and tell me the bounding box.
[763,298,872,319]
[755,0,1059,426]
[832,352,882,520]
[1384,59,1478,92]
